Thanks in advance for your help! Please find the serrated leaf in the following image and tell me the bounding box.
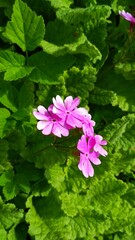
[41,36,101,63]
[48,0,73,8]
[89,87,118,105]
[0,108,10,138]
[57,5,111,26]
[0,50,34,80]
[0,170,19,200]
[97,69,135,112]
[42,19,101,62]
[45,164,65,192]
[3,0,45,51]
[3,180,19,201]
[102,113,135,153]
[8,222,28,240]
[115,62,135,80]
[26,195,73,240]
[28,51,75,84]
[0,81,18,112]
[0,196,23,230]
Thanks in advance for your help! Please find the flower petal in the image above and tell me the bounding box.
[89,152,101,165]
[119,10,135,23]
[37,105,47,114]
[33,111,48,120]
[78,154,94,177]
[68,97,80,111]
[72,108,88,120]
[52,95,65,111]
[42,122,53,135]
[77,135,88,153]
[64,96,73,110]
[52,123,69,137]
[37,121,47,130]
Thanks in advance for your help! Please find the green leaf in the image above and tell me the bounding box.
[0,196,23,229]
[45,164,66,192]
[28,51,75,84]
[0,81,18,112]
[59,192,87,217]
[97,68,135,112]
[102,113,135,153]
[41,36,101,63]
[42,19,101,62]
[26,195,73,240]
[47,0,73,8]
[115,62,135,80]
[64,64,97,107]
[0,50,34,81]
[56,5,111,26]
[18,81,34,109]
[0,140,10,173]
[0,108,10,138]
[3,0,45,51]
[0,170,19,200]
[89,87,118,105]
[0,223,7,240]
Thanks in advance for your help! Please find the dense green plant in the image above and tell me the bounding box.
[0,0,135,239]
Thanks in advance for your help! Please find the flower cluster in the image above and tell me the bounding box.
[33,96,108,178]
[119,10,135,31]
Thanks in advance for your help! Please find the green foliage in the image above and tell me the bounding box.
[3,0,45,52]
[28,51,75,84]
[0,0,135,239]
[0,108,10,138]
[0,50,34,80]
[47,0,73,9]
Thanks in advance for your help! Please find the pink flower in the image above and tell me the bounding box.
[119,10,135,23]
[77,135,101,178]
[33,105,69,137]
[119,10,135,31]
[93,135,108,157]
[52,95,88,128]
[82,114,95,137]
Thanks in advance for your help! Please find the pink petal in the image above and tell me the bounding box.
[89,152,101,165]
[78,154,94,177]
[82,123,94,137]
[66,114,76,128]
[37,121,47,130]
[66,114,82,128]
[119,10,135,23]
[52,123,69,137]
[64,96,73,109]
[95,135,103,142]
[77,135,88,153]
[42,123,53,135]
[72,108,88,120]
[52,95,65,111]
[94,144,108,157]
[88,136,96,150]
[37,105,47,114]
[33,111,48,120]
[68,97,80,111]
[100,140,107,146]
[52,106,66,118]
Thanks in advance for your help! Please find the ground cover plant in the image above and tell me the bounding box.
[0,0,135,239]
